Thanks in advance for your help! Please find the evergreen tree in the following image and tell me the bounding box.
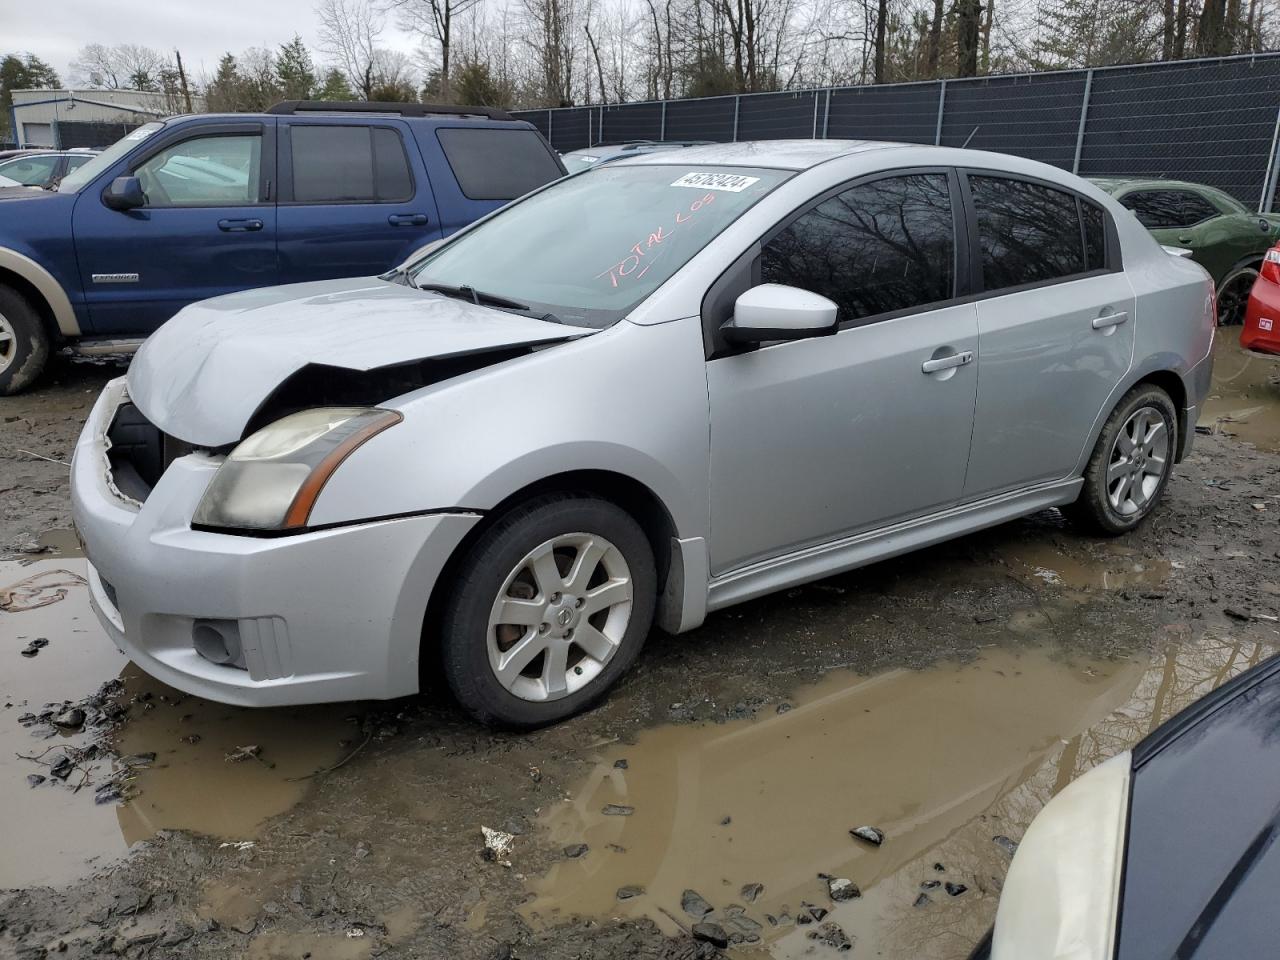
[275,35,317,100]
[1,53,61,141]
[315,68,355,101]
[204,53,249,112]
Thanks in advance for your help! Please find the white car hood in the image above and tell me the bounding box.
[128,277,583,447]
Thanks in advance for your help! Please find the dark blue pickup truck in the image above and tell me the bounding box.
[0,101,565,394]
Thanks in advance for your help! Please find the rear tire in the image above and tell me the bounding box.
[439,495,656,728]
[0,286,50,396]
[1066,384,1177,536]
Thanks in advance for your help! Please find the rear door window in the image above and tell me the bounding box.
[436,127,564,200]
[761,173,956,324]
[969,175,1088,291]
[289,125,413,203]
[1121,189,1218,229]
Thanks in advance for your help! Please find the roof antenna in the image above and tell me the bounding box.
[962,126,980,148]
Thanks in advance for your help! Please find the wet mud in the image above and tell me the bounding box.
[1,351,1279,959]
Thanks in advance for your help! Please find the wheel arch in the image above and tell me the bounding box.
[1074,362,1193,476]
[418,469,690,682]
[0,247,79,339]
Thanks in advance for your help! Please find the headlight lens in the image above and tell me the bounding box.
[193,407,402,532]
[991,751,1132,960]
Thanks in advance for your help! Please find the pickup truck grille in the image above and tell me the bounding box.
[106,403,194,503]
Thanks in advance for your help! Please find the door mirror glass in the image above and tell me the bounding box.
[103,175,146,211]
[721,283,838,344]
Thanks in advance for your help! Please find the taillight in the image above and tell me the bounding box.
[1260,246,1280,284]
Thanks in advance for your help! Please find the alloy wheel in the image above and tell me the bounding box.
[0,312,15,374]
[1216,268,1258,326]
[487,532,633,702]
[1106,406,1170,517]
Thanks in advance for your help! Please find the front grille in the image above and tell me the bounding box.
[106,403,193,502]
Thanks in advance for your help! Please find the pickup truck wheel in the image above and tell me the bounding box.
[0,287,50,396]
[1067,384,1177,536]
[440,495,656,728]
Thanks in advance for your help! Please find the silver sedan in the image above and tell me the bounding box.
[71,140,1215,726]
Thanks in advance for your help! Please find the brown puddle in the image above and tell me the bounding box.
[1,532,358,888]
[996,540,1171,594]
[1200,336,1280,452]
[522,636,1272,956]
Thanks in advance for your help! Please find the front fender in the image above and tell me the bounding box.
[0,245,80,336]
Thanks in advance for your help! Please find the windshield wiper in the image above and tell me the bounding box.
[417,282,528,311]
[383,264,418,288]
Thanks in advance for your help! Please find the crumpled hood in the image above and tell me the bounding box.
[128,276,583,447]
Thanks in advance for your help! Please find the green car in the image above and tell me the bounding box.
[1091,178,1280,325]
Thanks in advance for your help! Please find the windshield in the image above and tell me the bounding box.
[57,122,163,193]
[410,164,789,328]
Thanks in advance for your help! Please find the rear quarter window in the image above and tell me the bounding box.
[436,127,563,201]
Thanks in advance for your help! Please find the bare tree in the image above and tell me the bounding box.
[388,0,485,100]
[316,0,385,98]
[71,43,169,90]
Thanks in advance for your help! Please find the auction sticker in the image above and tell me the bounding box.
[671,172,761,192]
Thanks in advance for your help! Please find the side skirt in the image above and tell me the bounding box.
[703,478,1084,614]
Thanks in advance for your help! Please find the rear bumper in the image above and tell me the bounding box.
[70,379,480,707]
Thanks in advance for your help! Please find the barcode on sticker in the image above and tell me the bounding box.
[671,172,761,192]
[1262,317,1274,331]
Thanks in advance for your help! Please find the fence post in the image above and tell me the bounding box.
[1072,68,1094,175]
[547,109,553,148]
[823,89,832,138]
[1260,105,1280,212]
[811,90,819,138]
[934,80,947,146]
[661,100,667,140]
[732,95,741,142]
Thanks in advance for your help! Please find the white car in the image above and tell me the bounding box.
[71,140,1215,726]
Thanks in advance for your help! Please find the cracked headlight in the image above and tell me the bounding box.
[193,407,402,532]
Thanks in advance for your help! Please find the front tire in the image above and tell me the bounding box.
[1067,384,1177,536]
[0,286,50,396]
[439,495,656,727]
[1216,264,1259,326]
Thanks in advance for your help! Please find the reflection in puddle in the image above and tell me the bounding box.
[997,540,1170,594]
[1200,337,1280,452]
[523,637,1273,956]
[0,536,357,887]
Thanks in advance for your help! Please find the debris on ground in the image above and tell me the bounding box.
[563,843,589,859]
[739,882,764,903]
[680,889,713,918]
[690,921,729,948]
[993,835,1019,856]
[808,921,854,952]
[849,825,885,846]
[826,877,861,902]
[601,803,635,816]
[481,826,515,866]
[616,885,645,900]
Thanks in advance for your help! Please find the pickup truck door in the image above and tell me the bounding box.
[275,118,441,283]
[70,120,278,336]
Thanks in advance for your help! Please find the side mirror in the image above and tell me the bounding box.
[103,176,145,211]
[720,283,839,345]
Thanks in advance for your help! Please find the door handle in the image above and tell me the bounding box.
[921,350,973,374]
[1092,312,1128,329]
[218,218,263,232]
[388,213,429,226]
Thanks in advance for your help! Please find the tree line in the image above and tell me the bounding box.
[2,0,1277,134]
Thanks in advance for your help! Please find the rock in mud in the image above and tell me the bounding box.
[48,755,74,780]
[614,758,628,769]
[808,921,854,952]
[945,882,968,897]
[26,774,45,788]
[563,843,589,859]
[19,638,49,658]
[850,825,885,846]
[920,879,940,890]
[690,922,729,949]
[602,803,635,816]
[681,889,714,918]
[827,878,861,902]
[52,707,85,730]
[802,901,828,922]
[740,882,764,903]
[993,835,1019,856]
[913,893,932,908]
[616,885,645,901]
[933,862,946,872]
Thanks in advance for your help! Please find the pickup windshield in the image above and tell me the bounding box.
[57,122,164,193]
[409,164,789,328]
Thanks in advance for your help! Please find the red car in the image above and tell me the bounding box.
[1243,243,1280,354]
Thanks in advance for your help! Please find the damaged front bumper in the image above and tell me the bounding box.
[70,378,480,707]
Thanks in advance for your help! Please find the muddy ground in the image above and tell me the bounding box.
[1,343,1279,960]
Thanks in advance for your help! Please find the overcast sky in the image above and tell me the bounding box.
[6,0,424,86]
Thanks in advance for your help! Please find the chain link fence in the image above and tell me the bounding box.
[515,52,1280,212]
